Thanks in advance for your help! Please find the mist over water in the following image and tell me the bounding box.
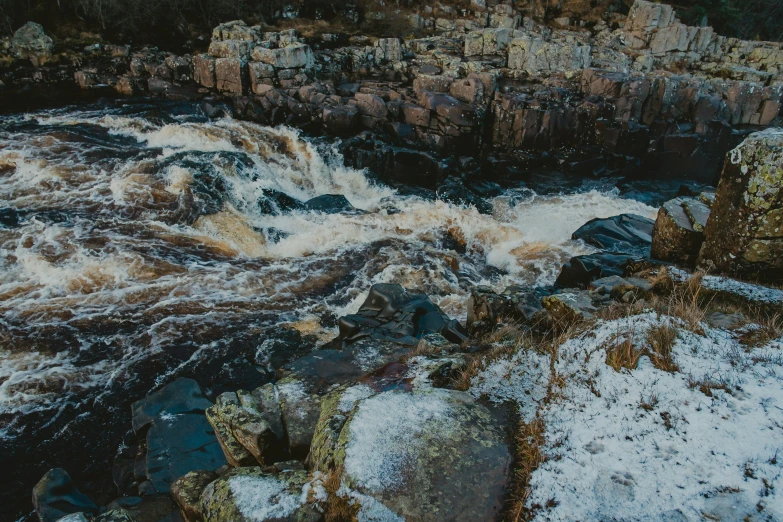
[0,100,656,518]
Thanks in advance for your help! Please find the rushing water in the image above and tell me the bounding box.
[0,100,657,519]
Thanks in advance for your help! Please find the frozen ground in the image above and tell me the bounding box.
[471,312,783,522]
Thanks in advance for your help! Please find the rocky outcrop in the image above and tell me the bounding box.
[697,129,783,282]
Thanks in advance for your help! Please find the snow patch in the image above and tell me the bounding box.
[228,474,307,521]
[669,268,783,304]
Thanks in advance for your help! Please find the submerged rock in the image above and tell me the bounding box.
[131,378,213,434]
[303,194,359,214]
[33,469,98,522]
[572,214,654,256]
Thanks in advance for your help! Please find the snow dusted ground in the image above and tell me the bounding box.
[471,312,783,522]
[669,268,783,304]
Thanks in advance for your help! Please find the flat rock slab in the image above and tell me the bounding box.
[146,413,227,492]
[131,378,213,433]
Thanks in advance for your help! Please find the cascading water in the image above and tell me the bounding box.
[0,100,657,519]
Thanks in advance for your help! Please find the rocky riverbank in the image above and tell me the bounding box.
[27,124,783,521]
[3,0,783,520]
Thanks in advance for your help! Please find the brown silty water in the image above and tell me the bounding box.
[0,101,656,520]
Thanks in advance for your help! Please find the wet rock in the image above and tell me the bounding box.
[437,176,493,214]
[542,291,599,323]
[0,207,21,228]
[572,214,654,256]
[555,252,645,288]
[303,194,358,214]
[199,468,320,522]
[257,190,302,215]
[697,129,783,283]
[93,510,136,522]
[146,412,227,492]
[322,105,359,134]
[336,283,467,347]
[651,197,708,266]
[327,388,511,521]
[132,378,213,434]
[171,471,218,522]
[206,391,280,467]
[33,469,98,522]
[106,495,183,522]
[12,22,53,66]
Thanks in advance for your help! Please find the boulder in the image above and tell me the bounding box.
[542,291,599,322]
[419,92,477,126]
[335,283,468,347]
[572,214,655,256]
[105,495,183,522]
[303,194,358,214]
[171,471,218,522]
[326,388,511,521]
[208,40,252,59]
[322,105,359,134]
[464,28,511,57]
[212,20,260,42]
[32,469,98,522]
[215,58,246,95]
[374,38,403,63]
[555,252,645,288]
[353,93,388,126]
[650,197,709,266]
[697,129,783,282]
[11,22,53,66]
[413,74,454,94]
[250,44,313,69]
[508,37,591,75]
[199,468,320,522]
[206,390,283,467]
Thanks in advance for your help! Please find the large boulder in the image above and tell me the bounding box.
[374,38,403,63]
[698,129,783,282]
[11,22,53,66]
[572,214,655,256]
[651,197,711,266]
[32,469,98,522]
[199,468,320,522]
[325,388,511,521]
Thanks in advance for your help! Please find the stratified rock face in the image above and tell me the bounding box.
[651,197,712,266]
[199,468,320,522]
[507,36,591,74]
[32,468,98,522]
[331,388,511,521]
[11,22,53,66]
[698,129,783,282]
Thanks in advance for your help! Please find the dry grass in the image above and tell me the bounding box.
[605,336,644,372]
[739,312,783,348]
[322,467,358,522]
[687,377,730,398]
[506,418,547,522]
[646,323,679,372]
